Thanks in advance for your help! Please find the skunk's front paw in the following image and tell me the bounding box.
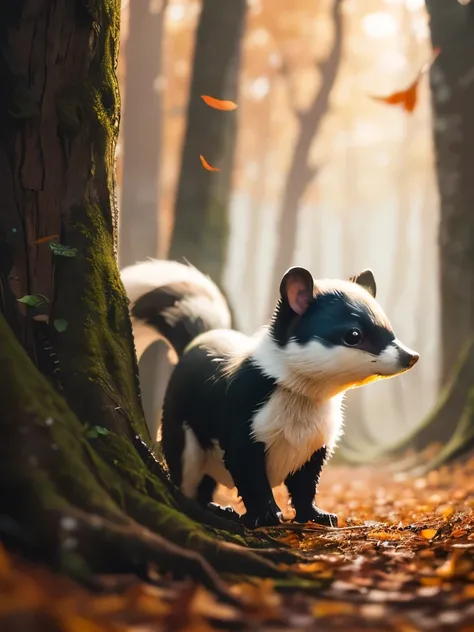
[241,508,282,529]
[206,502,242,523]
[295,505,338,527]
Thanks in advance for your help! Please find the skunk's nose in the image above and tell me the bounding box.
[394,339,419,369]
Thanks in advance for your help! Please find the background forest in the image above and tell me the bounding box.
[117,0,439,450]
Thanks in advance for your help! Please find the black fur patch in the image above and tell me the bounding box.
[131,281,217,357]
[270,289,395,356]
[161,332,278,521]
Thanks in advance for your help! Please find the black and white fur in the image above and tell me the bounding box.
[160,266,419,529]
[121,259,232,364]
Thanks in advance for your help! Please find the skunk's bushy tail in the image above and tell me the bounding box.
[121,259,232,363]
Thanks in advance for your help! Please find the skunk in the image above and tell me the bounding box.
[123,261,419,529]
[160,265,419,528]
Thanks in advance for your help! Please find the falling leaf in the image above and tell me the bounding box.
[201,95,237,110]
[49,242,78,257]
[370,50,440,114]
[370,77,419,113]
[199,155,220,172]
[421,529,438,540]
[17,294,46,308]
[35,234,59,245]
[54,318,69,333]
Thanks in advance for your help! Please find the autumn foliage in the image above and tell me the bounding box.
[3,456,474,631]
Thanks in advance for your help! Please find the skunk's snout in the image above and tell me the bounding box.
[393,339,419,369]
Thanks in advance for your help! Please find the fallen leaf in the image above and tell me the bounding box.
[451,528,467,538]
[366,530,403,541]
[419,576,442,587]
[295,562,327,574]
[35,234,59,245]
[199,155,220,172]
[438,505,455,519]
[421,529,438,540]
[312,600,355,617]
[201,95,237,111]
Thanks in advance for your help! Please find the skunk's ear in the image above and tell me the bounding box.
[350,269,376,298]
[280,267,314,315]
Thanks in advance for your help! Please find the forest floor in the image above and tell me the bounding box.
[2,456,474,632]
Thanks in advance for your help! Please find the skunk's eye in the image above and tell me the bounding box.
[343,328,362,347]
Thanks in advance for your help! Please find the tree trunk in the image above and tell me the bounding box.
[168,0,247,284]
[427,0,474,385]
[117,0,167,441]
[0,1,301,595]
[267,0,343,316]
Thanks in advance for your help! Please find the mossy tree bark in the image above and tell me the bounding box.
[168,0,247,285]
[0,1,301,596]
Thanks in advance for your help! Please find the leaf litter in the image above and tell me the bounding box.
[2,455,474,630]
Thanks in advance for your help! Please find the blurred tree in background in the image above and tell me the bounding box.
[169,0,247,285]
[118,0,169,442]
[268,0,343,314]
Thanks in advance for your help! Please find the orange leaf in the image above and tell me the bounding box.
[370,50,439,114]
[295,562,326,574]
[370,76,419,113]
[35,234,59,245]
[312,600,355,617]
[201,95,237,111]
[437,504,454,519]
[367,530,403,541]
[199,155,220,172]
[421,529,438,540]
